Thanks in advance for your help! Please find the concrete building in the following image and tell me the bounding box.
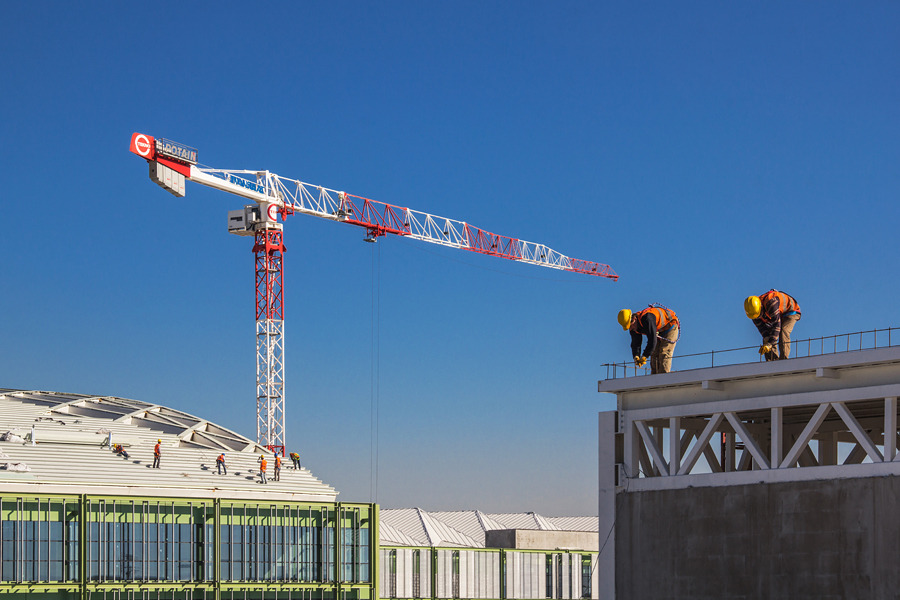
[0,389,376,600]
[379,508,600,600]
[598,344,900,599]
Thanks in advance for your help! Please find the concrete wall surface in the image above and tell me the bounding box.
[486,529,599,551]
[616,475,900,600]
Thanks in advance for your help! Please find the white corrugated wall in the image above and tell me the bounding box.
[458,550,500,598]
[419,549,433,599]
[436,549,453,598]
[505,551,544,599]
[383,548,599,600]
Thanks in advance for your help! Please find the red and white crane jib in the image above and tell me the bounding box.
[129,132,618,280]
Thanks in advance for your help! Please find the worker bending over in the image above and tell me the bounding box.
[745,290,801,361]
[618,305,680,374]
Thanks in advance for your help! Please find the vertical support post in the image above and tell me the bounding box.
[771,407,783,468]
[625,417,640,480]
[371,503,380,600]
[653,426,664,476]
[214,498,221,600]
[254,227,286,453]
[725,433,735,472]
[597,411,617,600]
[335,503,342,600]
[669,417,681,476]
[886,397,897,461]
[79,494,87,599]
[433,547,440,600]
[818,431,836,466]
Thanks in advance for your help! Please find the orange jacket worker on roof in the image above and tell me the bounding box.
[745,290,801,361]
[618,305,680,374]
[259,455,268,484]
[152,440,161,469]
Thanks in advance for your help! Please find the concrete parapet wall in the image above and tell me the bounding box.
[616,475,900,599]
[486,528,599,551]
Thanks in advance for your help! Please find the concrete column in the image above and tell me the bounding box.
[598,411,617,599]
[886,397,897,461]
[669,417,681,476]
[818,431,836,466]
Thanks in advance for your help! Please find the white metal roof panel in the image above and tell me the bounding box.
[546,516,599,532]
[381,508,479,548]
[486,512,560,531]
[0,389,338,502]
[381,509,598,548]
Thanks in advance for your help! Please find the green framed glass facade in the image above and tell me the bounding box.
[0,494,377,600]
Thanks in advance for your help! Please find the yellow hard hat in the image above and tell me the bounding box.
[157,439,161,443]
[617,309,632,331]
[744,296,761,319]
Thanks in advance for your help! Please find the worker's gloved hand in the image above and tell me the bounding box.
[759,344,772,355]
[634,356,647,367]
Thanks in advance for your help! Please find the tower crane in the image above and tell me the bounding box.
[129,132,618,454]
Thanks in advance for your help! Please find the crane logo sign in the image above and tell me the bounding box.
[131,133,154,158]
[129,133,198,166]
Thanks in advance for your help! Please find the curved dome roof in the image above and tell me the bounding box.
[0,389,337,501]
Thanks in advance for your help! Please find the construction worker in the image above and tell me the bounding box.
[745,290,801,361]
[152,439,161,468]
[289,451,301,470]
[216,453,226,475]
[274,453,282,481]
[258,455,267,484]
[113,443,129,459]
[618,305,680,374]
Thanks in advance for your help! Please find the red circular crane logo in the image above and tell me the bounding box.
[267,204,279,221]
[134,134,152,157]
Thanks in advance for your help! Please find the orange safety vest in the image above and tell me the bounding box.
[260,459,267,472]
[217,454,224,464]
[275,456,281,468]
[633,306,679,332]
[759,290,800,319]
[154,443,160,456]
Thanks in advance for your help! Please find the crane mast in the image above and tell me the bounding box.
[129,133,618,453]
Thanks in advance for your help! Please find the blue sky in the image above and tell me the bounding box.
[1,2,898,516]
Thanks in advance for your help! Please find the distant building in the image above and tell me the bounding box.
[0,388,604,600]
[0,389,375,600]
[379,508,601,600]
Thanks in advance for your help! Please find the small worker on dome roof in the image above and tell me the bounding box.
[216,452,227,475]
[274,453,282,481]
[152,439,161,468]
[290,451,301,470]
[258,454,268,484]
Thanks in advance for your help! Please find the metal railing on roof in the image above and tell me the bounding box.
[601,326,900,380]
